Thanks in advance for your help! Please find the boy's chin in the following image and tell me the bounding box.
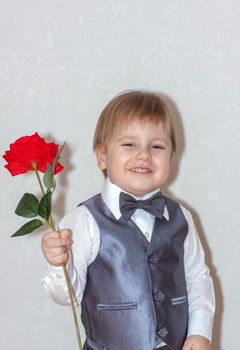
[123,186,161,197]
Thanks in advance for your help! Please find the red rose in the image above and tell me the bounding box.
[2,132,64,176]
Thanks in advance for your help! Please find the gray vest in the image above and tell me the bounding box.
[81,194,188,350]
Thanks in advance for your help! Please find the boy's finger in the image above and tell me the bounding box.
[48,246,69,257]
[49,253,69,266]
[44,237,69,249]
[43,231,61,240]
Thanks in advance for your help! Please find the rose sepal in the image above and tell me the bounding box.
[43,164,56,190]
[11,219,43,237]
[43,141,65,191]
[52,141,66,173]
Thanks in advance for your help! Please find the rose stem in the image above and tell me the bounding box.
[32,162,45,194]
[32,162,83,350]
[48,221,83,350]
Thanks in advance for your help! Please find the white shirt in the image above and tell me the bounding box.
[43,178,215,343]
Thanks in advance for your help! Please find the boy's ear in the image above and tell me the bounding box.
[95,145,107,170]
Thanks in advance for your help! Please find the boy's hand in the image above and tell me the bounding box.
[41,229,72,266]
[182,335,211,350]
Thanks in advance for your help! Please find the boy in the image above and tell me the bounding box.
[42,91,215,350]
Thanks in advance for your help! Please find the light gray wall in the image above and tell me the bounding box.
[1,1,239,349]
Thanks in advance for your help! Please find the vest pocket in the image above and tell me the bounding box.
[97,302,137,311]
[171,295,187,305]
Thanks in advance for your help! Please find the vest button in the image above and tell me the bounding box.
[157,326,168,338]
[153,291,165,302]
[148,255,159,264]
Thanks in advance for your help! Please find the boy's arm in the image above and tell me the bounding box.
[182,206,215,344]
[42,206,100,305]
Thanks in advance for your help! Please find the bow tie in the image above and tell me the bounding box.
[119,191,165,221]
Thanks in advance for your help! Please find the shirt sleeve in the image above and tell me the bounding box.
[42,205,100,306]
[181,206,215,342]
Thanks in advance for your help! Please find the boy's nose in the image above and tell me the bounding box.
[136,148,151,160]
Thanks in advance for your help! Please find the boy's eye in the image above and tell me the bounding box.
[122,143,135,147]
[152,145,166,150]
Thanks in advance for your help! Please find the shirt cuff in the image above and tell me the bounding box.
[44,253,75,285]
[187,309,214,342]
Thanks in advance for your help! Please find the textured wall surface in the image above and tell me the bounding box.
[1,1,240,349]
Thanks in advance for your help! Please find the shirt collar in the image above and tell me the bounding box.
[101,177,169,221]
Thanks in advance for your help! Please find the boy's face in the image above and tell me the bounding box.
[96,120,172,197]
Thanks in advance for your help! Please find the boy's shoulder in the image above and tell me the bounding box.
[79,193,101,206]
[59,197,100,229]
[163,193,193,222]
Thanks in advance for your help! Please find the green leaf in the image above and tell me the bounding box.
[43,164,55,189]
[52,142,66,174]
[11,219,43,237]
[15,193,39,218]
[38,191,52,220]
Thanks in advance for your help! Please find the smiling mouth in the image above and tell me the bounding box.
[130,167,152,174]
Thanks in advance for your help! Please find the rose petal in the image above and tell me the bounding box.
[2,132,64,176]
